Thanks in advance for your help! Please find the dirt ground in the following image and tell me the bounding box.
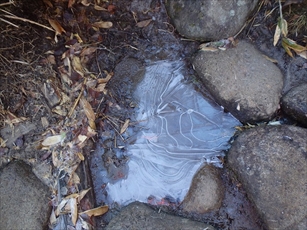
[0,0,306,229]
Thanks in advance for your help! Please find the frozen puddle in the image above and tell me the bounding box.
[92,61,240,206]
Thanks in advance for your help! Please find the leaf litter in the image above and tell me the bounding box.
[0,0,118,228]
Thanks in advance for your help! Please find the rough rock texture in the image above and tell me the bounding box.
[0,161,51,230]
[106,202,215,230]
[181,164,224,213]
[165,0,259,41]
[228,125,307,230]
[193,40,283,123]
[281,83,307,127]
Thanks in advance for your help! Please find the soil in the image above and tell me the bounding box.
[0,0,306,229]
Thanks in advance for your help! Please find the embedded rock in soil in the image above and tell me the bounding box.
[165,0,259,41]
[0,161,51,230]
[181,164,224,213]
[106,202,215,230]
[193,40,283,123]
[227,125,307,230]
[281,83,307,127]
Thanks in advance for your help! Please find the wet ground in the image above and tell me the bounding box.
[0,0,306,229]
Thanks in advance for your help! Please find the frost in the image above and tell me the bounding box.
[103,61,240,205]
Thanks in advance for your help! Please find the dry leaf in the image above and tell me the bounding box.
[94,4,107,11]
[68,0,76,8]
[262,55,278,63]
[43,0,53,7]
[56,199,69,216]
[92,21,113,29]
[49,208,57,225]
[79,205,108,217]
[70,198,78,225]
[48,18,66,35]
[81,0,90,6]
[136,19,152,28]
[120,119,130,134]
[80,98,96,130]
[77,188,91,203]
[97,71,113,84]
[77,151,85,161]
[80,47,98,56]
[42,133,66,146]
[72,56,84,77]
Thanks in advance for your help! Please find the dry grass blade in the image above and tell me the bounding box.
[0,1,14,7]
[0,17,19,28]
[3,15,54,31]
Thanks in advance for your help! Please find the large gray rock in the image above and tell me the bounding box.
[193,40,283,123]
[0,161,51,230]
[106,202,215,230]
[181,164,224,213]
[228,125,307,230]
[281,83,307,127]
[165,0,259,41]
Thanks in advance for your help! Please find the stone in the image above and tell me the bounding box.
[106,201,215,230]
[0,161,51,230]
[165,0,259,41]
[181,164,224,213]
[281,83,307,127]
[228,125,307,230]
[193,40,283,123]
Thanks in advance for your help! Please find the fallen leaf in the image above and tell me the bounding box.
[273,24,281,46]
[92,21,113,29]
[262,55,278,63]
[70,198,78,225]
[80,47,98,57]
[48,18,66,35]
[42,133,66,146]
[94,4,107,11]
[81,0,90,6]
[77,188,91,203]
[77,151,85,161]
[72,56,84,78]
[49,208,57,225]
[68,0,76,8]
[80,98,95,121]
[43,0,53,7]
[56,198,69,216]
[136,19,152,28]
[79,206,108,217]
[120,119,130,134]
[107,4,116,14]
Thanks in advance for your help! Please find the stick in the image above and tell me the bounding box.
[3,14,54,32]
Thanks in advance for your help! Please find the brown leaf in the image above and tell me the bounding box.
[68,0,76,8]
[120,119,130,134]
[79,206,108,217]
[77,151,85,161]
[48,18,66,35]
[77,188,91,203]
[81,0,90,6]
[80,98,95,121]
[72,56,84,77]
[42,133,66,146]
[94,4,107,11]
[92,21,113,29]
[80,98,96,130]
[136,19,152,28]
[80,47,98,57]
[43,0,53,7]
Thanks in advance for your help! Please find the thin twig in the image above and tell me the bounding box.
[0,17,19,28]
[0,1,14,7]
[68,78,87,118]
[2,14,54,32]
